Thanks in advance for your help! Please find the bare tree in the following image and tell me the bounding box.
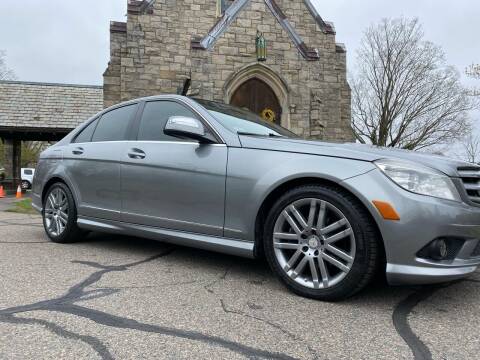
[459,132,480,164]
[0,50,16,80]
[465,63,480,97]
[351,18,475,150]
[466,63,480,80]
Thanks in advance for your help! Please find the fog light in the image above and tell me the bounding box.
[417,237,465,261]
[429,238,448,260]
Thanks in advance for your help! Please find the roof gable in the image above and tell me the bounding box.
[191,0,335,60]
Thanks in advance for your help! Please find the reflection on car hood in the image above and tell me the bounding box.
[238,136,474,177]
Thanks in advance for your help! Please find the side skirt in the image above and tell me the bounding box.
[77,216,255,259]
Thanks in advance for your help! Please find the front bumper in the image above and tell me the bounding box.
[342,169,480,285]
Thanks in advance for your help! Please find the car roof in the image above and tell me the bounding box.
[103,94,191,112]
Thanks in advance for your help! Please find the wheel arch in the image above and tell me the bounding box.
[253,176,386,263]
[41,176,78,209]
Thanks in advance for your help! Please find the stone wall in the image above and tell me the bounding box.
[103,23,127,109]
[104,0,353,142]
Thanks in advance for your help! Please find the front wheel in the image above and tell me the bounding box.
[42,183,83,243]
[263,184,380,301]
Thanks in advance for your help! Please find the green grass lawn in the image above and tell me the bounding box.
[6,198,38,215]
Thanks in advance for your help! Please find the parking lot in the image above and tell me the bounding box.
[0,209,479,359]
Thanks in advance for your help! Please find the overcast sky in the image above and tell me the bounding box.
[0,0,478,139]
[1,0,478,85]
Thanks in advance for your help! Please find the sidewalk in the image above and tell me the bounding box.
[0,193,32,212]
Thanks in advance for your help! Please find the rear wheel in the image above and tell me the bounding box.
[263,184,379,301]
[42,183,83,243]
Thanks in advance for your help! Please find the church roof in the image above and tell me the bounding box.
[127,0,155,14]
[0,81,103,132]
[302,0,336,34]
[124,0,339,60]
[191,0,337,60]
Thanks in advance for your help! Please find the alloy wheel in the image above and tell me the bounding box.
[273,198,356,289]
[44,187,69,237]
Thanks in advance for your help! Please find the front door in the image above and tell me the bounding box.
[120,100,227,236]
[230,78,282,124]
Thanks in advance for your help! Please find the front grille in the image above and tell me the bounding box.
[457,166,480,205]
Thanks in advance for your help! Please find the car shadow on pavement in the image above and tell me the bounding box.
[77,231,273,280]
[76,231,406,300]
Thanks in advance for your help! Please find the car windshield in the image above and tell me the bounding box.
[194,99,298,138]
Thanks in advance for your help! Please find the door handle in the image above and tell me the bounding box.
[128,148,146,159]
[72,147,84,155]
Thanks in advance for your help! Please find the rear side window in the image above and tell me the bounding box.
[74,118,98,143]
[137,101,199,141]
[23,169,33,175]
[92,104,136,142]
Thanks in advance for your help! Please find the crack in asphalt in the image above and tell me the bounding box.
[392,279,473,360]
[0,314,114,359]
[202,266,317,358]
[392,286,439,360]
[220,299,320,360]
[203,266,231,294]
[91,280,199,290]
[0,248,296,360]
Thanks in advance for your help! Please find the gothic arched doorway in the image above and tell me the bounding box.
[230,78,282,124]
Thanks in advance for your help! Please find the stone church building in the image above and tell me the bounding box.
[104,0,353,141]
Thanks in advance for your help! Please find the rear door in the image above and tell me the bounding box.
[120,99,227,236]
[64,103,138,221]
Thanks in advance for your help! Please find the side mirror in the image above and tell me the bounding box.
[164,116,214,143]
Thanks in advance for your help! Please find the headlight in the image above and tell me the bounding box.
[375,159,460,201]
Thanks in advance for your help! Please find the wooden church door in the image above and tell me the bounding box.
[230,78,282,124]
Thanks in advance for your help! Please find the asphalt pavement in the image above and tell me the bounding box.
[0,210,479,359]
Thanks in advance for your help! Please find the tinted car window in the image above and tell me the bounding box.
[195,99,297,138]
[74,118,99,143]
[92,105,136,142]
[23,169,33,175]
[138,101,199,141]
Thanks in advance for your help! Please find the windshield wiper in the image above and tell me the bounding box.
[237,131,283,138]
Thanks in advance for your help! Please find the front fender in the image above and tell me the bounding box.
[224,148,376,240]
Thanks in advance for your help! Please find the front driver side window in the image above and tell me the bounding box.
[137,101,202,141]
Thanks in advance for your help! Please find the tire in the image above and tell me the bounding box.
[21,180,31,190]
[42,182,84,243]
[263,184,380,301]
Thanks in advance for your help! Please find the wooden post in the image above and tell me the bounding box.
[3,138,21,190]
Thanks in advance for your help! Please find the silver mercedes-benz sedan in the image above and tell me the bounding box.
[32,95,480,301]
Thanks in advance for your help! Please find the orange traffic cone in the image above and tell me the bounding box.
[0,186,5,198]
[16,185,23,199]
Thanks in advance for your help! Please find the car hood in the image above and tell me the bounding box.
[239,136,473,177]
